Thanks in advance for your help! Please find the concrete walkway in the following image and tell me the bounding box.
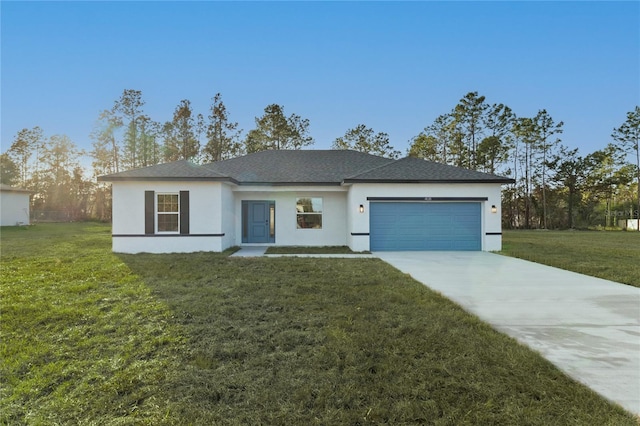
[229,246,268,257]
[374,251,640,415]
[230,246,375,258]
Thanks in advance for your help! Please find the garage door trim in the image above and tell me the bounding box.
[367,196,488,202]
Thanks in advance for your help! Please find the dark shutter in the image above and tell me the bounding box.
[180,191,189,235]
[145,191,155,234]
[241,201,248,243]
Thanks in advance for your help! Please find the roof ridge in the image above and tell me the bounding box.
[198,162,231,178]
[344,156,399,180]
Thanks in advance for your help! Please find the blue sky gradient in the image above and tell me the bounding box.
[2,1,638,158]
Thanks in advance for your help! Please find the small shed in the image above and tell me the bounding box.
[0,184,31,226]
[618,219,640,231]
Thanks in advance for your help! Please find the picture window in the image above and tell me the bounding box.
[296,197,322,229]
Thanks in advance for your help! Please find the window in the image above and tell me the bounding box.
[269,204,275,237]
[157,193,179,232]
[296,197,322,229]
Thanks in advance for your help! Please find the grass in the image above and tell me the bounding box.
[1,224,637,425]
[265,245,368,254]
[1,223,185,424]
[502,230,640,287]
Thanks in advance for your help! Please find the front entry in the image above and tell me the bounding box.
[242,200,275,243]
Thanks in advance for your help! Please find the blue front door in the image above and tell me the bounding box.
[242,201,275,243]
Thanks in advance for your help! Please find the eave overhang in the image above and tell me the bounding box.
[342,178,516,184]
[97,176,239,184]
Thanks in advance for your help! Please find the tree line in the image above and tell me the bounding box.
[1,89,638,229]
[407,93,638,230]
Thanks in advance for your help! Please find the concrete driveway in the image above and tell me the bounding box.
[374,251,640,415]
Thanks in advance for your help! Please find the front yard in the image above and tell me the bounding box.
[0,223,636,424]
[502,230,640,287]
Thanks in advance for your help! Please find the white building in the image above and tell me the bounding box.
[0,184,31,226]
[99,150,513,254]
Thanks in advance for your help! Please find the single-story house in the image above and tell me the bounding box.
[0,184,31,226]
[98,150,513,254]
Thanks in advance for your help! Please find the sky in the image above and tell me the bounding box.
[1,1,639,162]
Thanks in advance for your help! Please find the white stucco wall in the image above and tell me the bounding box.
[0,190,30,226]
[346,183,504,252]
[112,236,224,254]
[109,180,505,253]
[220,184,237,249]
[233,186,348,247]
[111,181,226,253]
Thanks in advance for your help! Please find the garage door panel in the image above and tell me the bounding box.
[370,202,481,251]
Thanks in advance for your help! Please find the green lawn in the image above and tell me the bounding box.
[502,230,640,287]
[1,224,636,425]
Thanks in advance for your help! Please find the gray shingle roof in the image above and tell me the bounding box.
[0,184,31,193]
[97,160,233,182]
[98,150,513,184]
[345,156,514,183]
[202,150,393,184]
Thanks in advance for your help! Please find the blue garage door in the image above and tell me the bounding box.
[370,202,481,251]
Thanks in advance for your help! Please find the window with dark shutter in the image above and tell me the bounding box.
[145,190,189,235]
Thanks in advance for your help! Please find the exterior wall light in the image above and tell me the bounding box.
[491,205,497,214]
[359,204,365,213]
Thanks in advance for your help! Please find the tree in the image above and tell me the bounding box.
[244,104,314,152]
[533,109,563,229]
[484,104,515,140]
[423,113,458,164]
[163,99,200,162]
[583,144,627,227]
[0,153,20,186]
[611,106,640,229]
[453,92,488,169]
[546,147,587,228]
[137,115,161,167]
[286,112,314,150]
[332,124,400,159]
[38,134,86,219]
[408,133,439,161]
[89,109,123,222]
[112,89,145,169]
[7,126,44,187]
[68,166,92,221]
[480,103,514,174]
[90,109,122,176]
[477,135,508,174]
[513,117,538,228]
[202,93,243,162]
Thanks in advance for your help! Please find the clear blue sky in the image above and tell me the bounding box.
[2,1,639,159]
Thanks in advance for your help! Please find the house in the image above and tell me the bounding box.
[98,150,513,254]
[0,184,31,226]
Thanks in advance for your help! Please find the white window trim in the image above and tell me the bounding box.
[156,192,180,234]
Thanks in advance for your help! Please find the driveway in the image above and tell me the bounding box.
[374,251,640,415]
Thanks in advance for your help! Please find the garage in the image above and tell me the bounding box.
[369,202,482,251]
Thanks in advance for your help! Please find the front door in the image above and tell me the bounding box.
[242,200,275,243]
